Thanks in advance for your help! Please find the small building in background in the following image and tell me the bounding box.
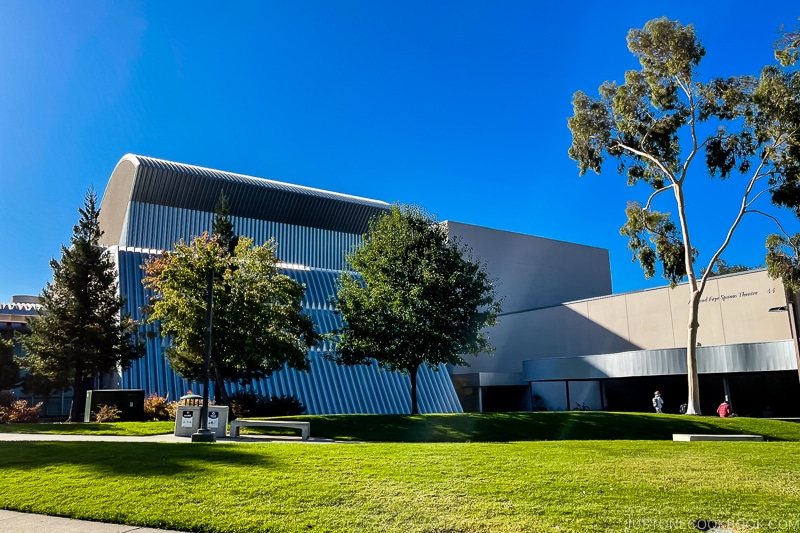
[0,296,73,416]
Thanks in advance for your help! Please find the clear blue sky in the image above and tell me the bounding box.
[1,1,798,298]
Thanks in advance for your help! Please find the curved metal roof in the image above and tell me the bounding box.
[102,154,389,238]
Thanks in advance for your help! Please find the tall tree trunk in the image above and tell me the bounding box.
[685,290,702,415]
[674,182,703,415]
[409,365,419,415]
[69,363,85,422]
[213,364,230,407]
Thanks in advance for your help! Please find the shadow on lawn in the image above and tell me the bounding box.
[304,412,800,442]
[0,441,279,476]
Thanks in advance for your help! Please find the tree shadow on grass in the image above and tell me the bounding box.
[304,412,800,442]
[0,441,280,477]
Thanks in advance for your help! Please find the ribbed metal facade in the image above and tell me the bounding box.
[120,154,389,238]
[522,341,798,381]
[101,155,462,414]
[124,203,362,270]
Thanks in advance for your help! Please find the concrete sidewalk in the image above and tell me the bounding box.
[0,432,338,443]
[0,510,187,533]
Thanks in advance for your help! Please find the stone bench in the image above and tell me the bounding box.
[673,434,763,442]
[229,419,311,440]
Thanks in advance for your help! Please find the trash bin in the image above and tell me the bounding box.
[174,394,229,438]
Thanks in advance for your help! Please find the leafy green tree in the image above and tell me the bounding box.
[699,259,759,278]
[568,18,800,414]
[766,234,800,294]
[142,234,319,404]
[0,338,20,390]
[329,204,502,414]
[21,190,144,421]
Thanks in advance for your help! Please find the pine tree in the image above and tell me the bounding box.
[213,191,238,255]
[21,189,144,421]
[211,191,239,405]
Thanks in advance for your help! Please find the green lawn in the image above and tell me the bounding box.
[297,411,800,442]
[0,439,798,532]
[0,420,173,436]
[0,413,799,531]
[3,412,800,441]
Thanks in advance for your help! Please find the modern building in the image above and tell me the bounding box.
[502,269,800,417]
[0,295,40,342]
[430,223,798,417]
[0,296,75,416]
[85,154,800,416]
[97,154,469,414]
[443,221,614,411]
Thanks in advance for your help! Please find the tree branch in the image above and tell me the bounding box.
[698,153,767,294]
[643,184,675,211]
[611,140,677,184]
[679,78,699,185]
[750,210,795,240]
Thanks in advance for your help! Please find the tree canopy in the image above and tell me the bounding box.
[329,204,502,414]
[776,18,800,68]
[20,189,144,421]
[568,17,800,414]
[699,259,760,278]
[142,234,319,402]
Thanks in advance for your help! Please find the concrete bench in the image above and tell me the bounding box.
[229,419,311,440]
[673,434,763,442]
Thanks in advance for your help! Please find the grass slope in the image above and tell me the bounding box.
[297,412,800,442]
[3,412,799,441]
[1,440,798,532]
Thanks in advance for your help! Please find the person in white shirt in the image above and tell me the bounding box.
[652,391,664,414]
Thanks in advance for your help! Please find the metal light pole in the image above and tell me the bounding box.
[192,268,216,443]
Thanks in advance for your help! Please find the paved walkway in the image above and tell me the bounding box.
[0,509,186,533]
[0,430,342,532]
[0,432,339,443]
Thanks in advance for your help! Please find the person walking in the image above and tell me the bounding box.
[652,391,664,414]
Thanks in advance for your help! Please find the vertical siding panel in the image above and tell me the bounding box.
[113,157,461,414]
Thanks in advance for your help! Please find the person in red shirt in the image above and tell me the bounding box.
[717,401,732,418]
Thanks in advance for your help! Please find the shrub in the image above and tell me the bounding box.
[165,400,178,421]
[94,404,121,423]
[229,392,307,418]
[8,400,42,423]
[0,392,42,423]
[144,393,178,421]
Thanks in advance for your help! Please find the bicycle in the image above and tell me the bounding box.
[572,401,590,411]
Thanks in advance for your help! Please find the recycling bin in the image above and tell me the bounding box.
[174,395,229,438]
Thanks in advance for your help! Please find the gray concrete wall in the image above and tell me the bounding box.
[444,221,613,380]
[445,221,612,313]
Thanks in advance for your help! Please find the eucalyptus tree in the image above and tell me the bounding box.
[568,18,800,414]
[766,20,800,292]
[329,204,502,414]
